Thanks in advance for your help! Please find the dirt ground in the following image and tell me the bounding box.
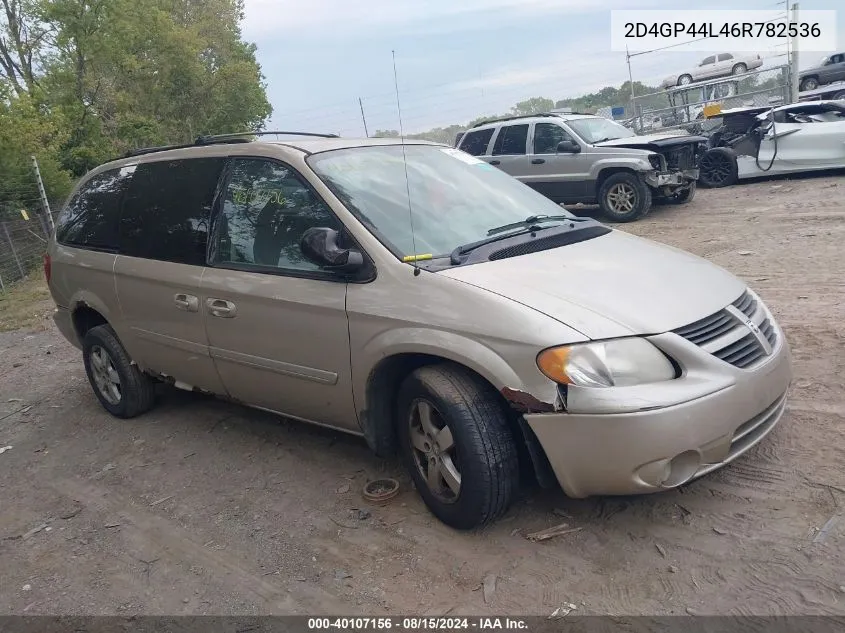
[1,173,844,616]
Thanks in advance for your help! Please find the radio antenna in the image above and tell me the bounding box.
[392,49,421,277]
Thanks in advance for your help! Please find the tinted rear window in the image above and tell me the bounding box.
[459,128,494,156]
[492,124,528,155]
[119,158,225,266]
[55,166,135,251]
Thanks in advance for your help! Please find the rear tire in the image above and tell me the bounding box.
[598,172,652,222]
[731,63,747,75]
[800,77,819,91]
[82,325,156,419]
[396,364,519,530]
[699,147,739,188]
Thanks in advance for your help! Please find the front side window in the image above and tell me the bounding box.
[308,145,577,258]
[701,56,716,65]
[55,166,135,251]
[567,117,635,144]
[210,158,340,273]
[459,129,494,156]
[492,124,528,156]
[533,123,575,154]
[120,158,225,265]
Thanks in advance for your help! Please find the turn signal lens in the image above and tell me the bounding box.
[537,347,573,385]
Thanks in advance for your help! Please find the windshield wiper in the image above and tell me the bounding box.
[592,137,614,144]
[451,216,585,265]
[486,214,580,236]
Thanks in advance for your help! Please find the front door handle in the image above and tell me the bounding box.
[531,158,545,164]
[174,293,199,312]
[206,298,237,318]
[489,160,501,166]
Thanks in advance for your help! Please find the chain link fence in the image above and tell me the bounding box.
[626,65,792,136]
[0,160,59,293]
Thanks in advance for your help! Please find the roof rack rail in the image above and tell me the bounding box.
[468,111,593,129]
[123,130,339,158]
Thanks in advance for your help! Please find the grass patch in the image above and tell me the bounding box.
[0,275,53,332]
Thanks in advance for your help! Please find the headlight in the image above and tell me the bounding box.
[536,338,677,388]
[648,153,664,170]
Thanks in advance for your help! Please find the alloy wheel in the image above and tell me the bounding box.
[90,344,122,405]
[408,399,461,503]
[606,183,637,214]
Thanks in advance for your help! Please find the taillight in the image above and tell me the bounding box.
[43,252,51,284]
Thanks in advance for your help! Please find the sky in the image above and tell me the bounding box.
[240,0,845,136]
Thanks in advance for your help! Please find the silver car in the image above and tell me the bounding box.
[456,113,702,222]
[46,134,792,530]
[661,53,764,89]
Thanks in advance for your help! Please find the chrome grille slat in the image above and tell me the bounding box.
[674,289,778,370]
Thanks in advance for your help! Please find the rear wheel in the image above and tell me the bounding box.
[699,147,738,188]
[732,63,747,75]
[800,77,819,91]
[82,325,156,418]
[396,364,519,530]
[598,172,652,222]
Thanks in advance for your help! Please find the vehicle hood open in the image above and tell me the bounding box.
[594,133,708,150]
[439,229,745,340]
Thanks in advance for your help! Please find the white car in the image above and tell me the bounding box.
[698,100,845,187]
[661,53,764,89]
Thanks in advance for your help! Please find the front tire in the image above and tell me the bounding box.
[598,172,652,222]
[669,181,696,204]
[699,147,739,188]
[678,74,693,86]
[396,364,519,530]
[82,325,156,418]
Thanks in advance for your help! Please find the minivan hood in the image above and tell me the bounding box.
[439,230,745,339]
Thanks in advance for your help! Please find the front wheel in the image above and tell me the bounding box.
[678,74,693,86]
[598,172,652,222]
[668,181,697,204]
[699,147,739,188]
[396,364,519,530]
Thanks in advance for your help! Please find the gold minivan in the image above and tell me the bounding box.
[46,133,792,529]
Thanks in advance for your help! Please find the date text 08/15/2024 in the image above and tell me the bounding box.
[307,618,529,630]
[624,21,821,39]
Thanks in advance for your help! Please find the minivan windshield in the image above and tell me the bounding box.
[307,145,578,258]
[567,117,636,143]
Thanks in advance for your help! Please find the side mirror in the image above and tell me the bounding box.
[556,140,581,153]
[300,227,364,273]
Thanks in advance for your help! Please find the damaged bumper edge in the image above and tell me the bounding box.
[643,168,698,189]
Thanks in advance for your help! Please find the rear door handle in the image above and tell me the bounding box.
[489,160,501,166]
[206,298,237,318]
[531,158,545,164]
[174,293,199,312]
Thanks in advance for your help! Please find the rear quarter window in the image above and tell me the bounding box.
[55,166,135,251]
[459,128,495,156]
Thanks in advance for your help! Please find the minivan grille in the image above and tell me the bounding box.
[673,290,778,369]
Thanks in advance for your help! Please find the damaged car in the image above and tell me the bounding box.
[455,112,706,222]
[698,100,845,188]
[47,133,792,530]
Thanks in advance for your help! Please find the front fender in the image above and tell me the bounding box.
[589,157,652,181]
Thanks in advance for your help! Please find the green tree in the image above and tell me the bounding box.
[510,96,554,116]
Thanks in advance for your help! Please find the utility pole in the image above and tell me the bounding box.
[789,2,800,103]
[358,97,369,137]
[626,46,639,130]
[31,155,54,235]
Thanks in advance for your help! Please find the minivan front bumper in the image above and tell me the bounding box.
[524,324,792,499]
